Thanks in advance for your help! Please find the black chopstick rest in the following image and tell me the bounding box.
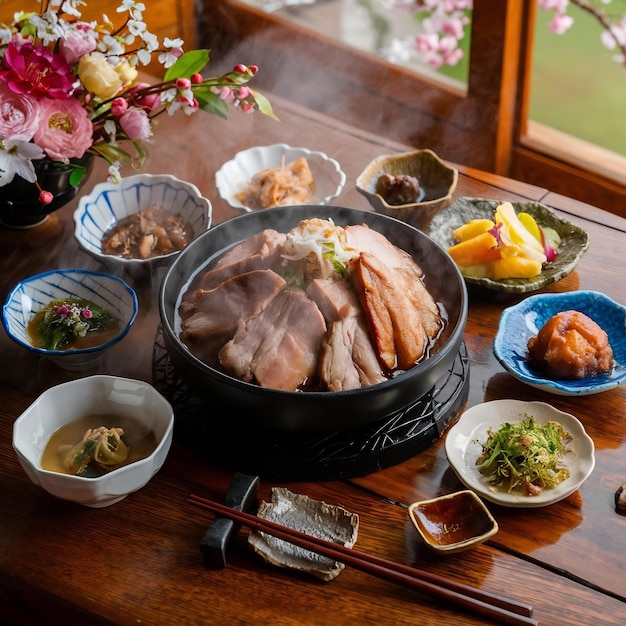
[199,472,260,569]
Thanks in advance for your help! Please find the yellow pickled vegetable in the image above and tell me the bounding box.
[488,256,543,280]
[452,219,495,242]
[448,231,501,267]
[494,202,546,260]
[448,202,554,280]
[517,212,542,244]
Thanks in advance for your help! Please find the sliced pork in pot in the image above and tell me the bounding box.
[319,317,362,392]
[307,277,385,390]
[179,269,286,365]
[196,229,287,290]
[306,276,361,322]
[320,316,386,391]
[218,288,327,392]
[345,223,443,371]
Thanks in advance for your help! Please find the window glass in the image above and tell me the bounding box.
[529,2,626,158]
[240,0,470,88]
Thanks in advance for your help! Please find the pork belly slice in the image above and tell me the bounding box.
[352,321,387,386]
[305,277,362,322]
[196,229,287,290]
[218,288,327,392]
[319,317,362,392]
[345,224,424,277]
[352,251,430,371]
[346,223,443,341]
[179,270,286,364]
[320,316,386,391]
[309,277,386,390]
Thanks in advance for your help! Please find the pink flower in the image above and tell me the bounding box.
[549,13,574,35]
[0,42,75,100]
[111,97,128,118]
[416,33,439,53]
[128,83,161,112]
[33,98,93,162]
[119,107,152,140]
[39,190,53,204]
[58,28,97,65]
[0,82,41,141]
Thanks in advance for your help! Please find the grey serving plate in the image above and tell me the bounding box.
[427,197,590,294]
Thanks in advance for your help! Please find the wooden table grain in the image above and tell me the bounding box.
[1,95,625,626]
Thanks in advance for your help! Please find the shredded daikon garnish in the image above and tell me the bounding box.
[282,218,359,278]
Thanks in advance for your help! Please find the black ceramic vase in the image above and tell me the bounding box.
[0,154,94,228]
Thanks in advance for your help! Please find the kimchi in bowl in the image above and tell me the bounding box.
[159,206,467,432]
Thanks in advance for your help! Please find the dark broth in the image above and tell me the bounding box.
[41,414,158,477]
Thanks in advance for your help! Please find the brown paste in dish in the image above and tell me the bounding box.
[526,310,614,379]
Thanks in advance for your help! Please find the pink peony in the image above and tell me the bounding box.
[33,98,93,162]
[0,82,41,141]
[0,41,75,100]
[58,28,97,65]
[119,107,152,140]
[128,83,161,112]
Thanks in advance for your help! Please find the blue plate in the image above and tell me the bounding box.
[493,291,626,395]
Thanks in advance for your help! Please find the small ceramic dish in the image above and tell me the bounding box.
[445,399,595,508]
[408,490,498,554]
[355,149,458,230]
[12,375,174,508]
[73,173,212,274]
[248,487,359,581]
[215,143,346,211]
[427,197,589,293]
[2,268,138,371]
[493,290,626,395]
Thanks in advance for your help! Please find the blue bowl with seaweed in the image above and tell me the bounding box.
[2,269,138,371]
[493,291,626,395]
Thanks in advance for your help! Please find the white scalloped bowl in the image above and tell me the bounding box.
[12,375,174,508]
[73,174,212,274]
[215,143,346,211]
[2,269,138,371]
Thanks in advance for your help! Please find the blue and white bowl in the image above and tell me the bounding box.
[493,290,626,395]
[73,173,211,274]
[2,269,138,371]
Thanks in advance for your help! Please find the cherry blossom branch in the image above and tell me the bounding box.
[567,0,626,64]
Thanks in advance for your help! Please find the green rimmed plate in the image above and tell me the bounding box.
[427,197,590,293]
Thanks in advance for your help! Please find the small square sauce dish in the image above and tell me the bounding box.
[408,490,498,554]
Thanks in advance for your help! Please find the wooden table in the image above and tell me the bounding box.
[1,95,625,626]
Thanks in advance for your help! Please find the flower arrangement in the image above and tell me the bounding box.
[0,0,275,205]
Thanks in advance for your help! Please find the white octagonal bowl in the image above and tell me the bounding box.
[12,375,174,508]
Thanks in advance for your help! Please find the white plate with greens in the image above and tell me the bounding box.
[445,399,595,508]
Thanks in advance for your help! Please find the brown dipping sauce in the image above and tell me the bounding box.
[102,205,194,260]
[411,492,494,547]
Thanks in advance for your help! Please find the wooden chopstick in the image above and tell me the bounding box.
[189,494,537,626]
